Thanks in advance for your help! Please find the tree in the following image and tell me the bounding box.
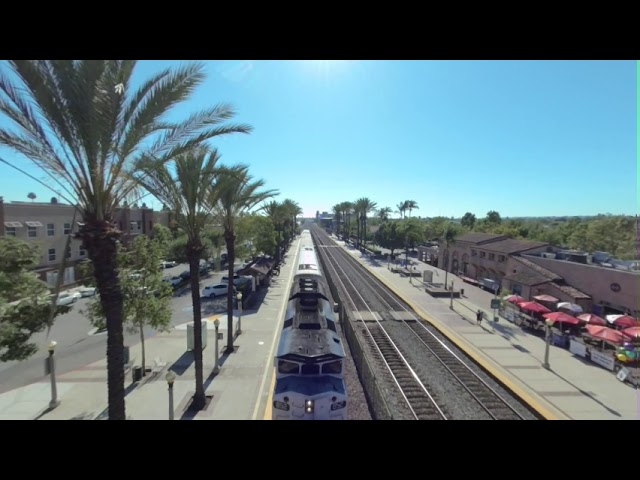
[405,200,419,218]
[0,238,69,361]
[212,166,277,353]
[135,147,232,411]
[27,192,36,202]
[374,221,405,257]
[152,224,173,259]
[485,210,502,225]
[82,235,173,374]
[0,60,251,419]
[377,207,392,222]
[442,225,457,287]
[237,214,278,257]
[460,212,476,229]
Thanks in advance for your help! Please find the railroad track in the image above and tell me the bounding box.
[313,228,528,420]
[314,231,446,420]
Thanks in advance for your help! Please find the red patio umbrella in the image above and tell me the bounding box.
[577,313,607,326]
[585,325,626,344]
[517,301,551,314]
[505,294,525,304]
[622,327,640,340]
[543,311,580,325]
[612,315,640,329]
[533,294,559,303]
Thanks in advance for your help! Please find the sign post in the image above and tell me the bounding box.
[490,298,500,324]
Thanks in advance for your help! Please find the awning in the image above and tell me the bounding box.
[4,221,23,227]
[543,311,580,325]
[517,301,551,313]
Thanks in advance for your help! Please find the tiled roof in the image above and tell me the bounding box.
[548,282,591,300]
[481,238,549,254]
[455,233,507,244]
[512,256,563,281]
[503,271,550,286]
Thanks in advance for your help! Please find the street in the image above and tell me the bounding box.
[0,262,237,393]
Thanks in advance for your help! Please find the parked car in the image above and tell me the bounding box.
[202,283,237,298]
[55,292,81,306]
[222,274,250,286]
[160,260,178,268]
[78,286,97,297]
[163,276,184,288]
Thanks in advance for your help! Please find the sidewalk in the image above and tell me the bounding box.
[338,238,640,420]
[0,239,301,420]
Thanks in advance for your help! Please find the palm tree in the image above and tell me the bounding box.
[261,200,286,259]
[354,197,377,249]
[397,201,407,219]
[442,225,457,288]
[405,200,419,218]
[377,207,392,221]
[0,60,251,419]
[211,166,277,353]
[135,147,232,410]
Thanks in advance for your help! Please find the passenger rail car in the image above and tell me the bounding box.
[272,233,348,420]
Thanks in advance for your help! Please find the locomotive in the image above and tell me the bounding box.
[271,229,348,420]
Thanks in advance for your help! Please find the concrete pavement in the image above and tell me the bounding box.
[0,241,301,420]
[339,236,640,420]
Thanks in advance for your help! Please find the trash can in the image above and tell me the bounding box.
[132,365,142,382]
[460,288,464,296]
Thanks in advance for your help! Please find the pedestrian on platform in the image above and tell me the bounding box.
[476,309,483,326]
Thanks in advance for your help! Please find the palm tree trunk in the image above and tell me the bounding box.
[139,321,146,376]
[187,242,206,410]
[225,230,236,353]
[82,220,126,420]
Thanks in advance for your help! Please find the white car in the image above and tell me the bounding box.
[78,286,97,297]
[202,283,237,298]
[55,292,81,306]
[222,274,251,286]
[160,260,178,268]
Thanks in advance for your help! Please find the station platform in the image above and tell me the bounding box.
[335,237,640,420]
[0,238,301,420]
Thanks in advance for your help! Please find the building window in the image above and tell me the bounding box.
[488,253,495,261]
[48,248,56,262]
[498,255,506,262]
[64,223,72,235]
[79,246,86,257]
[28,226,37,238]
[47,223,55,236]
[480,251,486,258]
[5,227,16,237]
[471,249,477,257]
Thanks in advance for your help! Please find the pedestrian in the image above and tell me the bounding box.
[476,309,483,326]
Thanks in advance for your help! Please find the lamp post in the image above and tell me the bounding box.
[236,292,243,336]
[165,370,176,420]
[47,340,59,410]
[213,318,220,374]
[543,318,553,370]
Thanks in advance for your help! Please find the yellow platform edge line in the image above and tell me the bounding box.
[365,263,569,421]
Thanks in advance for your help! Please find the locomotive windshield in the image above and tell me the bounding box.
[278,360,299,374]
[322,360,342,374]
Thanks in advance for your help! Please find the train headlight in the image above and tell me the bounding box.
[305,399,314,413]
[331,400,347,411]
[273,401,290,411]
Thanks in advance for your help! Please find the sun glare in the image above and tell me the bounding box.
[301,60,351,75]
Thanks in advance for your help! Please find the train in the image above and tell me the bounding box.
[271,229,348,420]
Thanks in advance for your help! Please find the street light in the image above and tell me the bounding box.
[213,318,220,374]
[47,340,59,410]
[543,318,554,370]
[165,370,176,420]
[236,292,243,336]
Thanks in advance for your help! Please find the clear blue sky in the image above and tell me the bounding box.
[0,60,636,219]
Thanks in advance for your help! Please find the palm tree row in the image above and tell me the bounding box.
[332,198,421,250]
[262,199,303,261]
[0,60,287,419]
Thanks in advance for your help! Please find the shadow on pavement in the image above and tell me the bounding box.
[169,351,194,376]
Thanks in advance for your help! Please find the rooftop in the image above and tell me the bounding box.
[481,238,549,254]
[455,233,507,244]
